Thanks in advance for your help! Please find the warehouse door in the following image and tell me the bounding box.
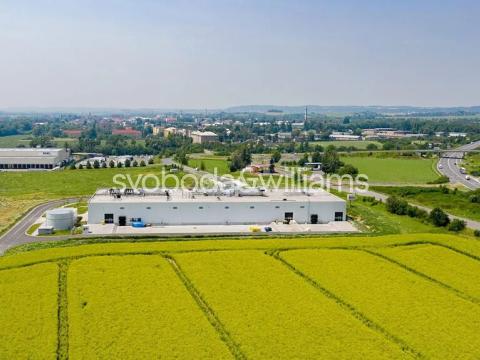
[310,214,318,224]
[118,216,127,226]
[284,212,293,221]
[104,214,114,224]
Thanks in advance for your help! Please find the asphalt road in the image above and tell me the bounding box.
[437,141,480,190]
[0,198,79,254]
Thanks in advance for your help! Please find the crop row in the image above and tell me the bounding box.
[279,248,480,359]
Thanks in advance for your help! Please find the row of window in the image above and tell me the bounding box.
[0,163,54,169]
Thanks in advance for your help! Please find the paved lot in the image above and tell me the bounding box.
[86,221,358,235]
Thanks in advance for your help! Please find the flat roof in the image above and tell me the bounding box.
[0,148,64,152]
[90,188,345,204]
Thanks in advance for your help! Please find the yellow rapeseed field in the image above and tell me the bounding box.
[376,244,480,300]
[174,250,413,359]
[0,263,58,359]
[0,234,479,358]
[67,255,232,359]
[282,248,480,359]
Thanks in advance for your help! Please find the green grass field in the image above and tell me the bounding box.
[0,234,479,358]
[341,156,439,184]
[188,157,231,175]
[312,140,383,149]
[464,153,480,175]
[373,186,480,222]
[0,135,77,148]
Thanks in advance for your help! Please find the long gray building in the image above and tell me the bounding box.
[0,148,69,170]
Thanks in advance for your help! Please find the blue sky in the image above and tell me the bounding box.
[0,0,479,109]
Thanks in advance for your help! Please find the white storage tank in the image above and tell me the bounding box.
[45,208,76,230]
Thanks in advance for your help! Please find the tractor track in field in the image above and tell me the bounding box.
[57,261,70,360]
[362,249,480,306]
[267,250,425,359]
[164,255,247,360]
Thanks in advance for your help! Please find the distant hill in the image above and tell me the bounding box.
[224,105,480,115]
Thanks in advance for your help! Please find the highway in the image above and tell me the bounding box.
[437,140,480,190]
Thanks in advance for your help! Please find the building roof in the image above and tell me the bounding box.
[0,148,65,158]
[191,131,218,136]
[112,128,142,136]
[90,188,345,204]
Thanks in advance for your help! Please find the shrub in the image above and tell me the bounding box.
[338,164,359,177]
[132,160,138,167]
[448,219,466,232]
[386,197,408,215]
[469,195,479,203]
[474,229,480,237]
[428,175,449,184]
[140,160,146,167]
[429,208,450,227]
[93,160,100,169]
[148,158,154,165]
[109,160,115,168]
[439,186,449,194]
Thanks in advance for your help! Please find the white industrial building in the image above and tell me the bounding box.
[0,148,69,170]
[88,188,346,226]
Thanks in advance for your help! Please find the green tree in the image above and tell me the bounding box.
[109,160,115,168]
[321,146,342,174]
[125,159,131,168]
[338,164,359,177]
[429,208,450,227]
[86,161,92,169]
[132,160,138,167]
[140,160,146,167]
[93,160,100,169]
[272,150,282,163]
[448,219,466,232]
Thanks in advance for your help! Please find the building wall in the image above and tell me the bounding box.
[88,199,346,225]
[0,148,69,169]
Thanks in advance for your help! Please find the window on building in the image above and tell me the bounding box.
[104,214,114,224]
[250,206,255,209]
[335,212,344,221]
[173,206,178,209]
[199,206,203,209]
[225,206,229,209]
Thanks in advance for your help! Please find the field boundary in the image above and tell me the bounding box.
[164,255,246,360]
[57,260,69,360]
[267,250,424,359]
[2,239,480,273]
[363,249,480,305]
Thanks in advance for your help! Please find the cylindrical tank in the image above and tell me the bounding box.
[46,208,76,230]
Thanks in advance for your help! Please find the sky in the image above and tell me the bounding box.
[0,0,479,109]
